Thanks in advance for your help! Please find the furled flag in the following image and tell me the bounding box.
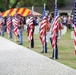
[54,0,58,18]
[73,0,76,55]
[0,16,3,34]
[13,14,19,36]
[0,16,3,25]
[6,14,12,34]
[52,16,59,48]
[52,0,59,49]
[28,13,34,42]
[39,7,47,46]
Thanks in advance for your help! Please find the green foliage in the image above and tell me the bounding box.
[17,0,33,7]
[18,0,46,7]
[0,0,66,12]
[58,0,66,7]
[0,8,4,12]
[0,0,5,11]
[33,0,46,6]
[9,0,15,8]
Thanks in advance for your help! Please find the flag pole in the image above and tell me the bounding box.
[14,9,17,42]
[32,6,34,14]
[44,3,46,53]
[74,0,76,55]
[44,3,46,11]
[29,6,34,48]
[54,0,57,59]
[55,0,57,3]
[7,10,10,39]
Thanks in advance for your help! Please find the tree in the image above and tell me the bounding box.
[46,0,55,11]
[0,0,5,11]
[0,0,46,11]
[0,0,21,11]
[0,0,66,12]
[18,0,46,7]
[46,0,66,12]
[58,0,66,7]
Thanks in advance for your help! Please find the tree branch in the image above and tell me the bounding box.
[3,0,10,10]
[11,0,21,8]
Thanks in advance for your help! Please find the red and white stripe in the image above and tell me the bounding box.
[0,18,3,33]
[74,25,76,55]
[52,16,59,49]
[0,25,2,33]
[28,17,33,42]
[73,0,76,55]
[39,17,47,46]
[6,17,12,34]
[13,17,19,36]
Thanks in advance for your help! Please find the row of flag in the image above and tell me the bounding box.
[0,0,76,55]
[37,0,76,55]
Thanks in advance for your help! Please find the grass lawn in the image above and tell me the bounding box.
[2,29,76,69]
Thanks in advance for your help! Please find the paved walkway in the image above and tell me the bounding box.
[0,36,76,75]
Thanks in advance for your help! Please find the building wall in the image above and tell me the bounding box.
[27,7,43,14]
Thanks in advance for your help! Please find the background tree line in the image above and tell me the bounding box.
[0,0,66,12]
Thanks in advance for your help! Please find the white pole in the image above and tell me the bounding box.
[32,6,34,14]
[55,0,57,4]
[44,3,46,11]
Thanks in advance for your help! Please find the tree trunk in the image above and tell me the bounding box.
[3,0,21,10]
[46,0,55,12]
[12,0,21,8]
[3,0,9,10]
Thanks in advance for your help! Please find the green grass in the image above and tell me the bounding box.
[2,30,76,69]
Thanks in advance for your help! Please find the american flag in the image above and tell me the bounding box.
[39,7,47,46]
[74,0,76,55]
[52,16,59,48]
[28,14,33,42]
[54,0,58,18]
[13,14,19,36]
[52,0,59,49]
[0,16,3,25]
[0,16,3,33]
[6,15,12,34]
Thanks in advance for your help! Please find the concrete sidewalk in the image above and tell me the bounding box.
[0,36,76,75]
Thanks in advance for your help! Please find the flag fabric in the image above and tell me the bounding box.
[51,16,59,48]
[73,0,76,55]
[6,15,12,34]
[28,14,33,42]
[54,0,58,18]
[0,16,3,33]
[39,20,45,46]
[0,16,3,25]
[39,7,47,46]
[13,15,19,36]
[52,0,59,49]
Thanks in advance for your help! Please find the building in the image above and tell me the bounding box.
[59,0,74,16]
